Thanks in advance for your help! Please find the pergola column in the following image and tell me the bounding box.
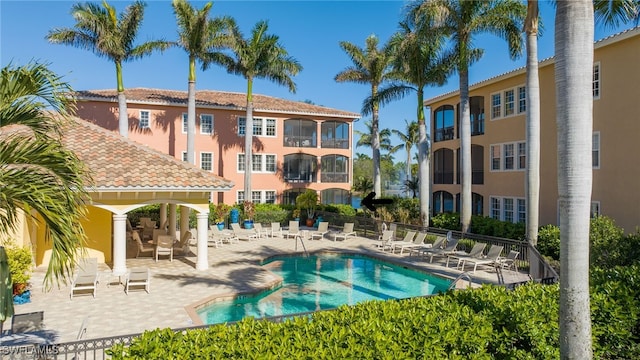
[112,214,128,275]
[169,204,177,238]
[196,212,209,270]
[160,203,167,230]
[179,206,189,237]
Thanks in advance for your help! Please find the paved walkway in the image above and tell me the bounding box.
[1,231,529,345]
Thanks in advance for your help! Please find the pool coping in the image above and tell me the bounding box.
[184,249,460,326]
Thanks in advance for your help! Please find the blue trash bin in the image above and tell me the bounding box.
[230,208,239,224]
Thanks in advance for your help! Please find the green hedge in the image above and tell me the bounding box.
[106,277,640,359]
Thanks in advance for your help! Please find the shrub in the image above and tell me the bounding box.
[3,241,33,290]
[254,204,289,224]
[470,215,525,240]
[430,213,460,230]
[590,216,625,267]
[536,224,560,260]
[331,204,356,217]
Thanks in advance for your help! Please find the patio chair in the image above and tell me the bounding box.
[253,223,269,238]
[10,311,44,334]
[284,221,300,240]
[422,237,460,263]
[377,230,395,251]
[133,231,154,258]
[141,220,156,241]
[310,221,329,240]
[152,228,167,244]
[125,268,150,294]
[70,258,99,299]
[446,242,487,269]
[496,250,520,272]
[408,235,445,257]
[270,222,283,237]
[390,231,416,253]
[394,232,427,255]
[211,226,238,244]
[334,222,355,241]
[155,235,174,262]
[459,245,504,273]
[173,231,191,256]
[231,223,259,241]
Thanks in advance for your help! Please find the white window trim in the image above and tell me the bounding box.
[593,61,601,100]
[139,110,150,129]
[238,117,277,137]
[237,190,277,204]
[181,151,188,162]
[200,114,213,135]
[491,196,525,223]
[181,113,188,134]
[490,141,526,172]
[237,153,277,173]
[517,86,526,114]
[490,84,526,120]
[591,201,601,218]
[200,152,213,172]
[593,131,600,170]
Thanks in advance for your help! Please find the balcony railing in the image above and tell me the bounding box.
[284,135,315,147]
[434,127,454,142]
[321,173,348,183]
[321,138,349,149]
[284,172,317,183]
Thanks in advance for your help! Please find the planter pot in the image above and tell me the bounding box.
[243,220,254,229]
[13,289,31,305]
[306,218,314,227]
[216,222,225,230]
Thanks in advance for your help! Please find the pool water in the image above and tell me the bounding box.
[197,254,451,325]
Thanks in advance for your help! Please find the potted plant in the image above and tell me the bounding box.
[243,201,255,229]
[292,208,301,222]
[296,190,318,227]
[4,242,33,302]
[213,203,231,230]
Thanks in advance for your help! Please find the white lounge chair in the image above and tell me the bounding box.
[231,223,259,241]
[496,250,520,272]
[125,268,150,294]
[459,245,504,273]
[155,235,174,262]
[390,231,416,253]
[284,221,300,240]
[409,235,444,257]
[395,232,427,255]
[377,230,395,251]
[70,258,99,299]
[334,223,355,241]
[310,221,329,240]
[446,242,487,268]
[173,231,191,256]
[423,237,460,263]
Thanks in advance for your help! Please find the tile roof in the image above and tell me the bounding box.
[62,118,234,192]
[75,88,361,119]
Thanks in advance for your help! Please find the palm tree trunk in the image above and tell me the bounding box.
[525,0,541,246]
[417,90,429,227]
[187,79,196,165]
[405,149,412,198]
[372,95,382,197]
[115,61,128,138]
[244,79,254,200]
[555,1,594,358]
[459,69,471,233]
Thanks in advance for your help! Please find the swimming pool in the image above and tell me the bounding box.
[196,253,451,325]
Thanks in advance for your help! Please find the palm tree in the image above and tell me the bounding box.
[410,0,526,233]
[524,1,541,246]
[335,35,394,198]
[556,1,638,357]
[172,0,232,165]
[0,62,91,287]
[354,120,393,152]
[47,1,170,138]
[374,20,451,226]
[390,120,420,198]
[217,19,302,201]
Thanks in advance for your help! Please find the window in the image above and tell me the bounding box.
[491,93,501,119]
[252,191,261,203]
[238,154,245,172]
[490,197,501,219]
[434,148,454,184]
[284,154,317,182]
[504,89,515,116]
[182,113,188,133]
[491,145,501,171]
[433,191,454,214]
[321,121,350,148]
[491,141,525,171]
[591,201,600,218]
[434,105,454,142]
[200,152,212,171]
[503,143,515,170]
[139,110,150,128]
[518,142,526,169]
[593,62,600,99]
[200,114,213,135]
[238,154,277,173]
[593,132,600,169]
[321,155,349,183]
[504,198,514,223]
[239,117,277,137]
[252,154,262,172]
[517,199,526,224]
[181,151,187,162]
[237,191,245,203]
[238,190,277,204]
[265,191,276,204]
[265,155,276,172]
[321,189,350,205]
[518,86,526,113]
[284,119,316,147]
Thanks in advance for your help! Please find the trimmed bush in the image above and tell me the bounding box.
[430,213,460,230]
[537,224,560,260]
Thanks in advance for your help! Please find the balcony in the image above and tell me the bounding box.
[321,173,348,183]
[284,135,316,147]
[321,138,349,149]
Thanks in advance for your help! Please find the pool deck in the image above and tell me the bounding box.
[0,232,530,345]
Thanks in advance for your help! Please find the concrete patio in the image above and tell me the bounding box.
[1,231,530,346]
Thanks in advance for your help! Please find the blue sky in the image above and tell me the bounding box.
[0,1,631,165]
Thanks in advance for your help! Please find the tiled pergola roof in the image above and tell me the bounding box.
[62,118,233,191]
[75,88,361,119]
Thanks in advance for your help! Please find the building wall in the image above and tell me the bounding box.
[77,102,355,206]
[427,28,640,233]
